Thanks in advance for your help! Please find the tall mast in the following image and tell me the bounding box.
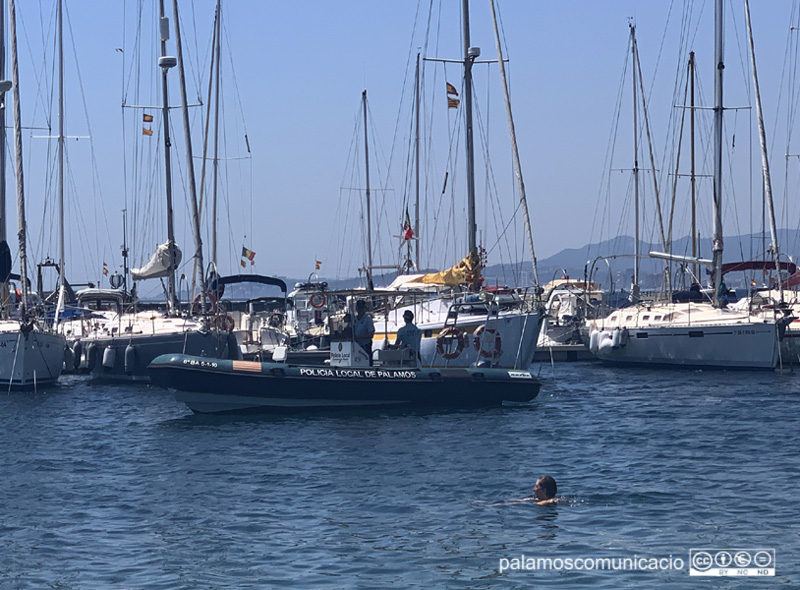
[711,0,725,307]
[362,89,374,290]
[414,52,420,271]
[462,0,478,267]
[55,0,65,321]
[489,0,539,288]
[171,0,205,301]
[157,0,178,313]
[8,0,28,313]
[0,0,5,246]
[690,51,697,281]
[744,0,783,302]
[211,0,222,268]
[631,23,640,301]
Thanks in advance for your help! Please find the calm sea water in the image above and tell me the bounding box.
[0,363,798,588]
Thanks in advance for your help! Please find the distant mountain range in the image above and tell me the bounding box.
[230,230,800,298]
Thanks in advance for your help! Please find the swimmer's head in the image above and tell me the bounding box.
[534,475,557,501]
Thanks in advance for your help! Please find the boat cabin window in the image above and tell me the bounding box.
[625,315,632,321]
[642,315,650,321]
[653,315,661,321]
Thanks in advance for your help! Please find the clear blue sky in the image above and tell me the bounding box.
[6,0,797,296]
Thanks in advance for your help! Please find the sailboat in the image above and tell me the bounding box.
[69,0,235,381]
[587,0,787,370]
[0,0,65,388]
[367,0,545,369]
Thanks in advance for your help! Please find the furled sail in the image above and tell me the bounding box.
[131,241,182,280]
[419,252,482,286]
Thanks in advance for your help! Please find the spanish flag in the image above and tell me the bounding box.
[103,261,109,276]
[241,246,256,264]
[446,82,458,96]
[315,260,322,270]
[143,113,154,122]
[142,127,153,136]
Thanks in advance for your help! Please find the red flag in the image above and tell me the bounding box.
[403,207,414,240]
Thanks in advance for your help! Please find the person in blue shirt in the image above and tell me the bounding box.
[394,310,421,361]
[354,300,375,361]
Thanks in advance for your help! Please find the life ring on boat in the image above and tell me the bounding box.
[213,313,236,333]
[436,327,465,360]
[309,293,326,308]
[473,324,502,359]
[192,292,218,315]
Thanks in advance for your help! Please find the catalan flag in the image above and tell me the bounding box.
[446,82,459,96]
[142,127,153,136]
[241,246,256,265]
[143,113,154,122]
[447,97,460,109]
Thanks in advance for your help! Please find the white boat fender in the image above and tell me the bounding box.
[63,346,74,372]
[611,328,621,349]
[86,343,98,371]
[588,329,600,354]
[124,344,137,374]
[619,327,629,347]
[102,345,117,369]
[71,340,83,370]
[597,331,615,353]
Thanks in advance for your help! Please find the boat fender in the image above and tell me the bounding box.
[72,340,83,370]
[436,327,465,360]
[473,324,503,359]
[611,328,621,349]
[86,343,98,371]
[597,332,615,354]
[63,346,74,372]
[102,345,117,369]
[619,328,629,347]
[226,332,241,360]
[192,292,218,316]
[124,344,137,374]
[589,330,600,354]
[214,313,236,333]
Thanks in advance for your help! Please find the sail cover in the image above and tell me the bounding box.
[131,242,182,280]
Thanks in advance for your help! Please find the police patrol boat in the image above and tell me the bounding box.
[148,335,540,414]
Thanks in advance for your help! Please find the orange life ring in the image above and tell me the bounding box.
[309,293,326,308]
[436,327,465,360]
[473,324,502,359]
[192,292,218,315]
[213,313,235,332]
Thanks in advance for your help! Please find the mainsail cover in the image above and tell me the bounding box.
[419,252,482,286]
[131,242,182,280]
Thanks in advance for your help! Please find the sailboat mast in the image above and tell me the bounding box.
[414,52,420,271]
[631,24,640,298]
[157,0,178,313]
[171,0,205,300]
[489,0,539,288]
[0,0,5,246]
[56,0,65,318]
[744,0,783,301]
[8,0,28,311]
[690,51,697,281]
[712,0,725,307]
[462,0,478,263]
[362,89,374,290]
[211,0,222,268]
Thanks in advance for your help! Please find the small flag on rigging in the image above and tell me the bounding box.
[142,127,153,136]
[403,207,414,240]
[241,246,256,265]
[447,97,460,109]
[315,260,322,270]
[102,261,109,276]
[446,82,459,96]
[143,113,154,122]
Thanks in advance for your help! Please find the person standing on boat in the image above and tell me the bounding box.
[354,300,375,362]
[395,310,421,361]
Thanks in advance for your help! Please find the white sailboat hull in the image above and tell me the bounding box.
[588,303,779,370]
[0,323,65,388]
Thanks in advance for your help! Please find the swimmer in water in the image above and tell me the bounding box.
[532,475,558,505]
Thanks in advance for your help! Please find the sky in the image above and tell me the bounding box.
[4,0,800,297]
